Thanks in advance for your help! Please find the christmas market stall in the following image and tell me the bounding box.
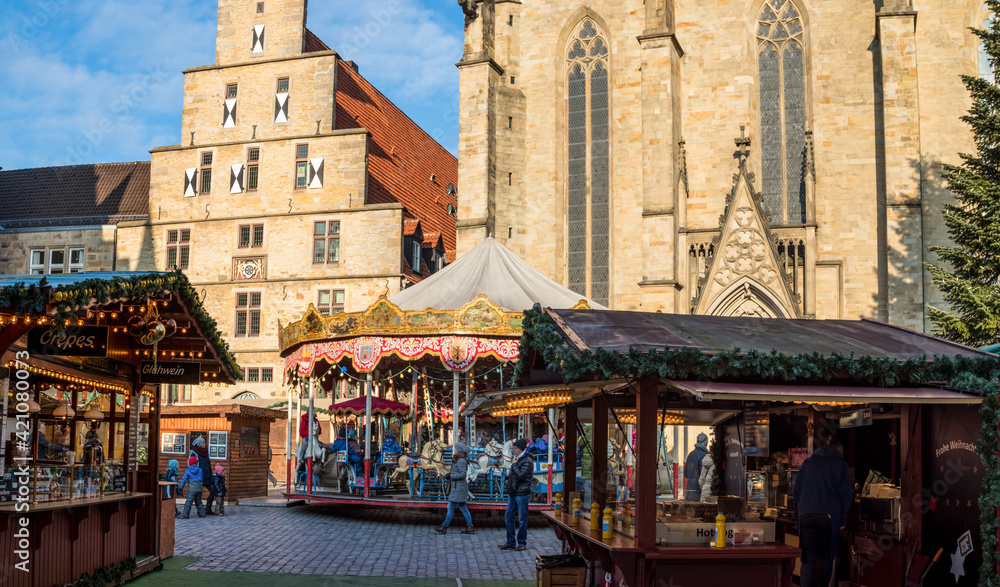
[507,306,999,587]
[278,237,603,509]
[158,403,285,502]
[0,272,240,587]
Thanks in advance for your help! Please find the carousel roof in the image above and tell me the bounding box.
[329,396,410,417]
[388,237,607,312]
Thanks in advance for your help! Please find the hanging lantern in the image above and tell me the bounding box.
[84,404,105,421]
[53,401,75,420]
[26,399,41,413]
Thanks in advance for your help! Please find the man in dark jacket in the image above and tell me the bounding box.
[684,433,709,501]
[792,438,853,587]
[500,438,534,551]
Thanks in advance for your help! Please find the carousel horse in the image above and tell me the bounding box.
[390,440,448,497]
[480,438,513,474]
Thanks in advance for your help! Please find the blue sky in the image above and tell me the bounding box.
[0,1,464,170]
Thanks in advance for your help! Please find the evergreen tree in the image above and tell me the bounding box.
[926,0,1000,347]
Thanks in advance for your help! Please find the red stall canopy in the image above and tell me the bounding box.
[329,396,411,417]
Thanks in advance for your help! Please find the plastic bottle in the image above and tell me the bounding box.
[572,498,582,524]
[714,512,727,548]
[554,492,563,515]
[590,502,601,531]
[602,507,613,540]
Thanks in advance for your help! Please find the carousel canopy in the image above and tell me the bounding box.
[388,237,607,312]
[329,395,410,417]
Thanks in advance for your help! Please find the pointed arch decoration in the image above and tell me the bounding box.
[756,0,807,225]
[566,17,610,307]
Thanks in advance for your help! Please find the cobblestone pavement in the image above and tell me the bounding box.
[174,501,562,580]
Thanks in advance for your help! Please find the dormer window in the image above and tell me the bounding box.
[411,240,421,274]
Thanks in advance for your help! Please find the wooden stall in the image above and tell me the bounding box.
[0,272,240,586]
[501,307,998,587]
[158,404,285,501]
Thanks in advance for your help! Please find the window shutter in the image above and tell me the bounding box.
[308,158,324,189]
[223,98,237,128]
[184,168,198,198]
[252,24,265,54]
[274,92,289,123]
[230,164,244,194]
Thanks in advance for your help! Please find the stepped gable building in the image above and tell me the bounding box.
[116,0,457,404]
[0,162,150,275]
[456,0,988,330]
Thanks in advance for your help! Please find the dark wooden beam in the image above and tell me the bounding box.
[563,404,578,512]
[592,394,609,509]
[635,375,658,550]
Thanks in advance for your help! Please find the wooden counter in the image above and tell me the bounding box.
[0,492,152,513]
[543,511,801,587]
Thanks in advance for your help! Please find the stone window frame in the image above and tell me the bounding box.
[238,223,265,249]
[564,16,612,307]
[295,143,309,189]
[166,228,191,270]
[234,291,263,337]
[199,150,214,195]
[277,77,289,93]
[316,289,346,316]
[753,0,812,226]
[28,246,84,275]
[246,146,260,191]
[312,219,341,265]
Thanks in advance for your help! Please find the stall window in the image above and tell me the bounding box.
[36,420,71,461]
[161,432,187,454]
[137,423,150,465]
[208,431,228,459]
[75,420,108,465]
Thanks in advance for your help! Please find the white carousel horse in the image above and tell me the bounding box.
[481,438,513,474]
[390,440,448,496]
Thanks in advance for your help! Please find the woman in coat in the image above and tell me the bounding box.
[435,442,474,535]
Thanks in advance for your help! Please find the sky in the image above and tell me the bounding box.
[0,0,464,171]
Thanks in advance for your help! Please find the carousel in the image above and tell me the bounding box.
[277,238,604,509]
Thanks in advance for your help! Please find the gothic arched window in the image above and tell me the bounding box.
[567,19,610,306]
[980,3,996,80]
[756,0,806,225]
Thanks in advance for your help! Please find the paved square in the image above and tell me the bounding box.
[174,502,562,581]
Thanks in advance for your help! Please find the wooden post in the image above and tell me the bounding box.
[635,376,658,550]
[901,404,922,545]
[592,395,609,508]
[564,404,578,512]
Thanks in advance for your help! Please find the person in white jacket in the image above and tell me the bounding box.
[699,453,716,503]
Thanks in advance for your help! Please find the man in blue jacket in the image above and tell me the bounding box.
[792,437,854,587]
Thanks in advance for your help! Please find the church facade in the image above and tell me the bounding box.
[455,0,990,330]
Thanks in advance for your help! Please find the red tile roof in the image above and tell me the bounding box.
[333,59,458,280]
[304,28,331,53]
[0,162,150,228]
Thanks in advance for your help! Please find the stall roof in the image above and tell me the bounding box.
[388,237,607,311]
[545,309,993,361]
[667,381,982,404]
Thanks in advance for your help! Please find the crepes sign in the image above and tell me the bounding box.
[138,361,201,384]
[27,326,108,357]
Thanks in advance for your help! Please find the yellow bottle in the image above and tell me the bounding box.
[590,502,601,531]
[602,507,613,540]
[554,492,563,515]
[714,512,727,548]
[572,498,582,524]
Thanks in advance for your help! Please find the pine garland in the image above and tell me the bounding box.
[0,271,241,379]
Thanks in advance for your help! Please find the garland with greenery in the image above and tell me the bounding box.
[0,271,240,379]
[71,556,137,587]
[514,306,1000,583]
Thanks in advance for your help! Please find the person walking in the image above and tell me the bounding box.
[792,437,853,587]
[435,442,474,535]
[207,464,227,516]
[684,432,710,501]
[178,455,207,518]
[499,438,533,551]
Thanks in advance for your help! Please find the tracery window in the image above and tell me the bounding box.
[566,19,610,306]
[980,3,996,81]
[756,0,806,225]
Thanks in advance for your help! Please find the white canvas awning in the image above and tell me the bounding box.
[389,237,607,311]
